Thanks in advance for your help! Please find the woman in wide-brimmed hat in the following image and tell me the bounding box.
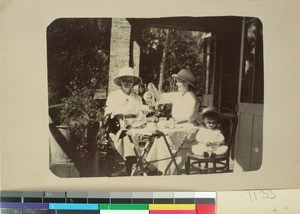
[146,68,200,175]
[148,68,200,124]
[105,66,143,117]
[104,66,144,176]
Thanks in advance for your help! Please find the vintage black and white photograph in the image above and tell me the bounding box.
[47,17,264,178]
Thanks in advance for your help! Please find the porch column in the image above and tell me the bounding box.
[132,41,140,75]
[108,18,132,94]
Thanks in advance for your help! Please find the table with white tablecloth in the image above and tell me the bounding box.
[128,123,199,175]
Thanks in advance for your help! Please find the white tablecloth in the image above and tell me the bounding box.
[129,123,199,175]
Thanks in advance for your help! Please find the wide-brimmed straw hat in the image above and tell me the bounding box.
[196,106,224,125]
[113,67,142,86]
[171,69,196,88]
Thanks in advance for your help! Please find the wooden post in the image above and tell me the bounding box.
[158,29,170,92]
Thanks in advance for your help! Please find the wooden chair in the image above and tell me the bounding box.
[185,107,238,174]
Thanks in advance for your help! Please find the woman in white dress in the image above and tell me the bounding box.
[147,69,200,175]
[105,67,144,175]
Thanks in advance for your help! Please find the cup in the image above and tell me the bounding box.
[166,118,176,128]
[158,117,167,128]
[146,122,156,132]
[146,117,155,123]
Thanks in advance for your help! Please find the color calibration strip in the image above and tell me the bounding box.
[0,192,216,214]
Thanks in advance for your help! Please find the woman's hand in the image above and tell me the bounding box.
[143,91,156,107]
[147,83,157,91]
[147,83,161,100]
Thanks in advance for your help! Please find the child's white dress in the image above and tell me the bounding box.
[191,126,228,157]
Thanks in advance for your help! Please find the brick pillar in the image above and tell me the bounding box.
[133,41,140,78]
[108,18,132,94]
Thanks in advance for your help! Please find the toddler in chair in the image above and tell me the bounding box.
[191,107,228,158]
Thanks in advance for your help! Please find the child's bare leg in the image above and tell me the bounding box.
[213,145,228,155]
[191,144,212,157]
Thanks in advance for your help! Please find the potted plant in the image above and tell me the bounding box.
[62,86,104,175]
[49,79,105,177]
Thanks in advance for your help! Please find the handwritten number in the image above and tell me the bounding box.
[259,190,269,199]
[267,190,276,199]
[248,190,277,202]
[248,191,258,202]
[253,191,257,201]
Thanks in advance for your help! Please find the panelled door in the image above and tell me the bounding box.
[235,18,264,171]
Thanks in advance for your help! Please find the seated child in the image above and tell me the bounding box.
[191,107,228,158]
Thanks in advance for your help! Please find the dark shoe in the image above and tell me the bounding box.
[143,162,163,176]
[125,156,137,175]
[210,153,216,159]
[203,152,210,158]
[146,168,163,176]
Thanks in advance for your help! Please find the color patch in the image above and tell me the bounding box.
[174,192,196,198]
[0,202,48,209]
[49,203,98,210]
[194,193,216,199]
[0,197,22,202]
[49,210,100,214]
[23,197,43,203]
[132,192,154,198]
[194,198,215,204]
[99,204,148,210]
[196,204,215,214]
[150,211,197,214]
[154,198,174,204]
[101,211,149,214]
[43,198,66,203]
[149,204,195,210]
[131,198,154,204]
[174,198,195,204]
[44,192,66,198]
[110,198,132,204]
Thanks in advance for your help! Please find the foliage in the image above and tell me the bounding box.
[47,18,111,105]
[59,83,104,163]
[47,19,111,168]
[60,90,101,137]
[140,27,207,95]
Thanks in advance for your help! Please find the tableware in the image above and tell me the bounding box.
[166,118,176,128]
[158,117,167,128]
[146,122,157,131]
